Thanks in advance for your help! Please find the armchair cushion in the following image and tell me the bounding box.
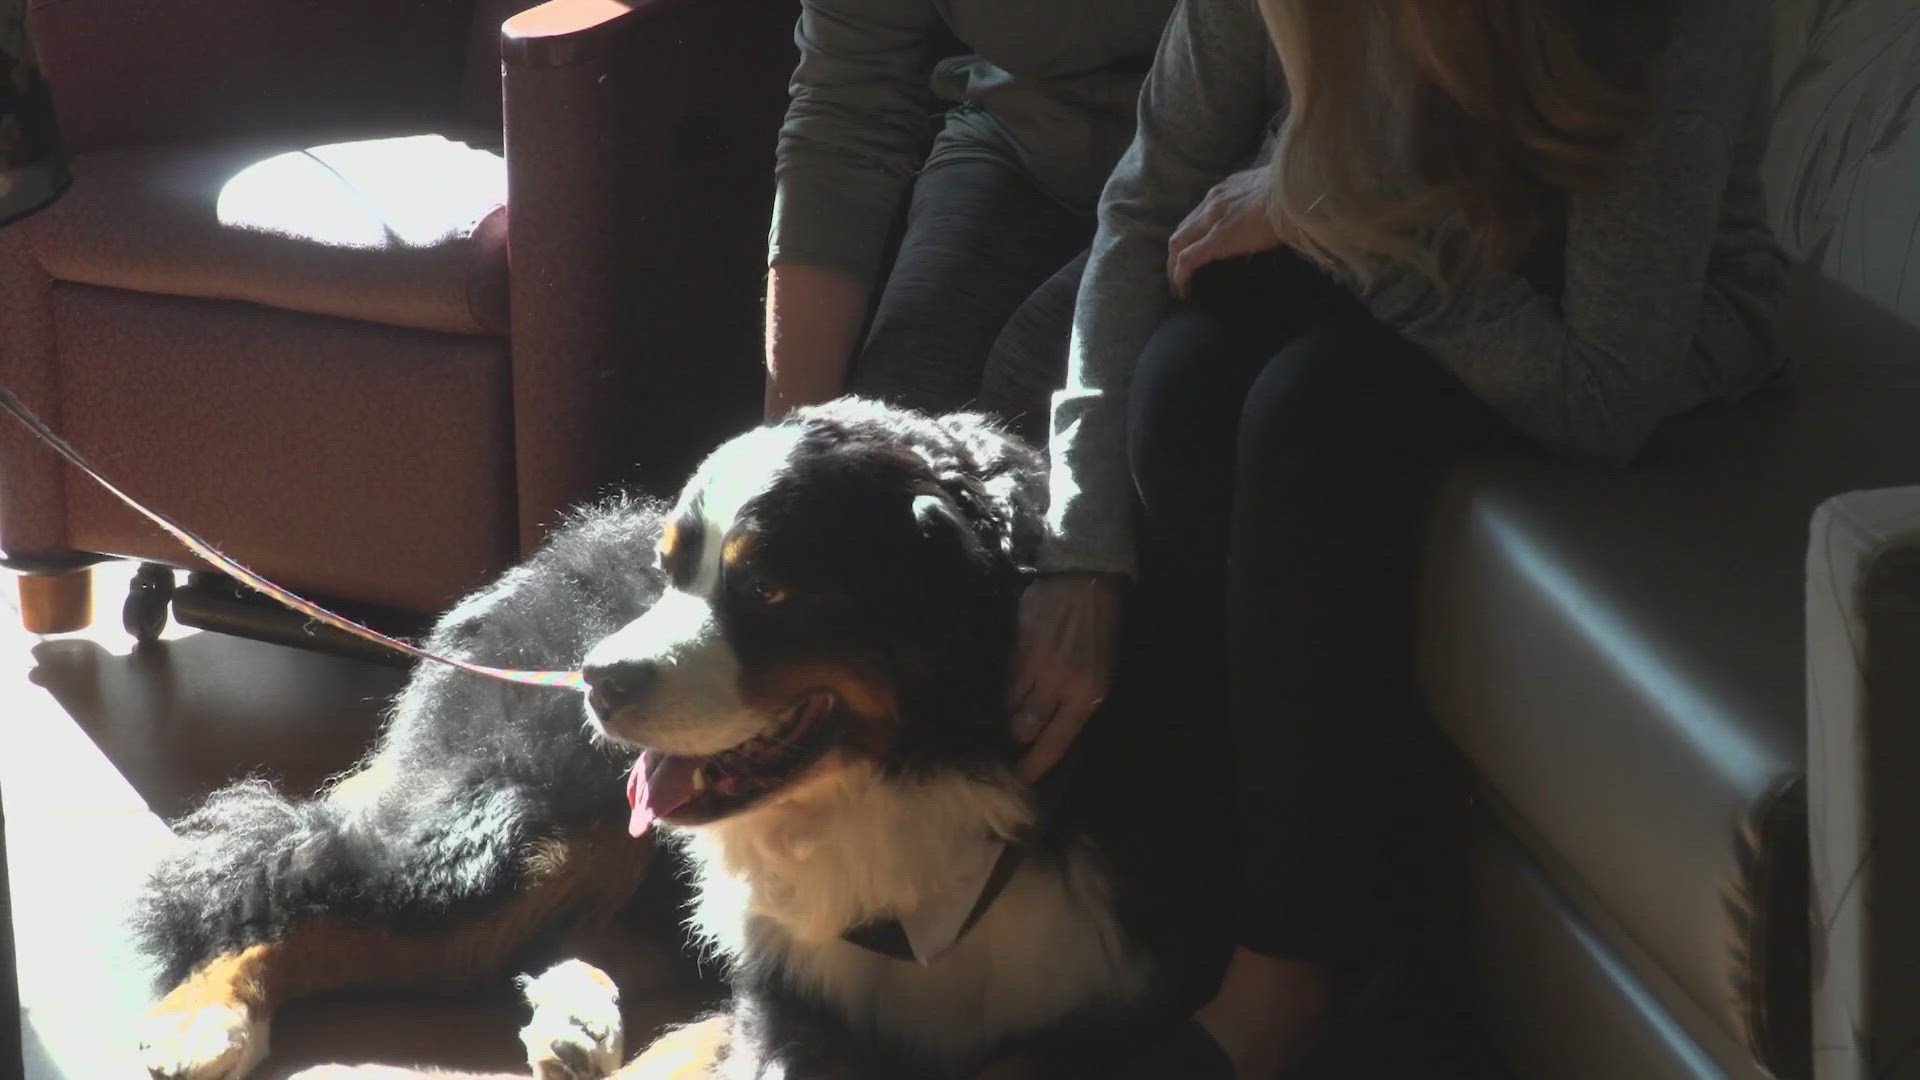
[19,135,509,335]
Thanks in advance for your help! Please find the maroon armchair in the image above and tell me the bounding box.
[0,0,793,642]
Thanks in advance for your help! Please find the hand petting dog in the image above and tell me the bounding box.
[1166,166,1299,298]
[1007,572,1126,782]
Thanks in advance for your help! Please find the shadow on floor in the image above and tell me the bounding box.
[26,632,402,820]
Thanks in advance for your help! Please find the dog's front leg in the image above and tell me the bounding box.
[606,1013,733,1079]
[519,959,626,1079]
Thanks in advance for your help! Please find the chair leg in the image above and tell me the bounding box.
[13,565,93,634]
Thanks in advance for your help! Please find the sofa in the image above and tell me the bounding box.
[1418,1,1920,1077]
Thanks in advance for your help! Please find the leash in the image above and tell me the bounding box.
[7,386,1070,963]
[0,387,584,692]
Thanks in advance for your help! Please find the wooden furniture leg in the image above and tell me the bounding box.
[13,565,93,634]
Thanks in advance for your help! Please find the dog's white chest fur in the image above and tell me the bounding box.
[677,765,1150,1067]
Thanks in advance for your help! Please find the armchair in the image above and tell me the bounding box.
[0,0,793,644]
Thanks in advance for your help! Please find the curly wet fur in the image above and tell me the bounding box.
[129,494,668,989]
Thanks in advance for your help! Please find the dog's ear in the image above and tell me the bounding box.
[912,491,963,536]
[912,491,988,560]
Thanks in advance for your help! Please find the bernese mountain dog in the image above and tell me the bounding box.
[131,398,1237,1080]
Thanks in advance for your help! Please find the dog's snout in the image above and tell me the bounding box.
[582,659,660,718]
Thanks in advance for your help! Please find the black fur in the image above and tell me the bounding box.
[715,400,1046,772]
[130,495,666,988]
[132,398,1240,1077]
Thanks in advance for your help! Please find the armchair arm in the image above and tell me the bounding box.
[0,234,66,561]
[501,0,793,552]
[28,0,475,155]
[1806,484,1920,1080]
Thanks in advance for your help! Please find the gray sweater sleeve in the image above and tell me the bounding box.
[1361,2,1780,466]
[769,0,940,285]
[1041,0,1274,575]
[1043,0,1782,575]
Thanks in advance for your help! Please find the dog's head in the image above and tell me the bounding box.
[581,398,1045,829]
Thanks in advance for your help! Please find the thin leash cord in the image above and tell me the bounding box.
[0,388,584,691]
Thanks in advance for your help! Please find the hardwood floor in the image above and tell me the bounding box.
[1,561,707,1079]
[3,560,1511,1080]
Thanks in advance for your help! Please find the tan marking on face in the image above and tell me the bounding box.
[659,519,681,564]
[739,658,899,755]
[722,530,756,569]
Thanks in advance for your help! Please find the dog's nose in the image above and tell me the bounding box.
[581,659,660,719]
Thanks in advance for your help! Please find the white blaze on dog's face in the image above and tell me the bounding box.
[581,423,804,757]
[579,404,1027,828]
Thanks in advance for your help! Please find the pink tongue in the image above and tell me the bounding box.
[626,751,698,837]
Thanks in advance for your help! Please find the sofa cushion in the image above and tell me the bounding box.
[20,135,508,336]
[1763,0,1920,338]
[1420,334,1920,1075]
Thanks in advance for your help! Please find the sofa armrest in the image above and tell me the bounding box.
[500,0,792,552]
[28,0,475,155]
[1806,485,1920,1080]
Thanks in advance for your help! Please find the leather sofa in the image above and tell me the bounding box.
[1419,2,1920,1077]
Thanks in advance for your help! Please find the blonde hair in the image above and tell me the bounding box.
[1257,0,1663,286]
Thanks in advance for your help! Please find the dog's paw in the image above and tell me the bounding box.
[518,959,625,1080]
[137,999,268,1080]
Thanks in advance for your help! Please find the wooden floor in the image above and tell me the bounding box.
[1,561,710,1079]
[3,561,1514,1080]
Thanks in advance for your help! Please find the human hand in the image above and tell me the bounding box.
[1006,573,1126,783]
[1167,166,1296,299]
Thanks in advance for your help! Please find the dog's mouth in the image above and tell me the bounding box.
[625,690,838,834]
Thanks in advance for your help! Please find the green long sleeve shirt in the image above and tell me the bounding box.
[769,0,1178,286]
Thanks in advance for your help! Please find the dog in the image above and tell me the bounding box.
[132,398,1237,1080]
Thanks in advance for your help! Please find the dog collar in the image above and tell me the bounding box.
[840,720,1084,964]
[840,836,1027,964]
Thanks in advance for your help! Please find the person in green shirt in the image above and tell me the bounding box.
[759,0,1175,824]
[760,0,1175,446]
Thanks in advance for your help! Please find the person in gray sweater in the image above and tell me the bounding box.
[762,0,1176,449]
[1015,0,1792,1076]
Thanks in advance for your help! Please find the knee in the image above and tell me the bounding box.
[1236,327,1415,465]
[1126,313,1239,486]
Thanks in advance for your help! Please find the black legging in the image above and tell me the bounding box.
[848,156,1093,448]
[1128,250,1525,966]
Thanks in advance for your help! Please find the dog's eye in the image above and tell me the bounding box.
[735,570,788,606]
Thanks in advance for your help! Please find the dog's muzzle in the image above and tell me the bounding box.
[581,658,660,721]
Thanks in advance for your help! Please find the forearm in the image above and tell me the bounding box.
[1042,0,1276,574]
[764,262,871,420]
[1362,114,1747,467]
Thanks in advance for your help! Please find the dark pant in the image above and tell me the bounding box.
[1127,251,1526,966]
[847,157,1092,447]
